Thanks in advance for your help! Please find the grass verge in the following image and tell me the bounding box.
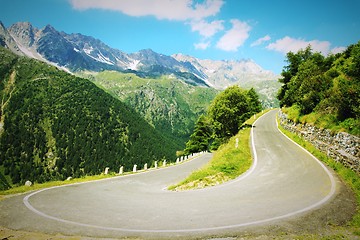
[0,173,120,199]
[168,110,270,191]
[282,105,360,136]
[277,121,360,231]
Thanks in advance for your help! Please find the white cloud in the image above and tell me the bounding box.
[331,46,346,54]
[216,19,251,51]
[194,41,211,50]
[266,36,332,54]
[70,0,224,21]
[251,35,271,47]
[190,19,224,38]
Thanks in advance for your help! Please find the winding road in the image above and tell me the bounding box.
[0,110,337,238]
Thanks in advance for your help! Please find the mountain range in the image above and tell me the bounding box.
[0,21,279,89]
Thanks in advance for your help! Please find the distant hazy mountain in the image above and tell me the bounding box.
[1,21,279,90]
[172,53,279,89]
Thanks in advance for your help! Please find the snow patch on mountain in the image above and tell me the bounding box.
[97,51,114,65]
[127,59,141,70]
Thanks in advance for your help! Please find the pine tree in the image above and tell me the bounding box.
[184,115,212,154]
[246,88,262,115]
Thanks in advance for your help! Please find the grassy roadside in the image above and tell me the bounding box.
[277,121,360,233]
[0,173,118,199]
[168,110,270,191]
[282,105,359,136]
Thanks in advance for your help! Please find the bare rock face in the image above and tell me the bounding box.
[279,110,360,174]
[8,22,37,48]
[0,21,23,54]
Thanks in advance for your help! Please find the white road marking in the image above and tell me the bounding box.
[22,110,337,233]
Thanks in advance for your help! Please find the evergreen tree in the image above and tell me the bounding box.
[184,115,212,154]
[246,88,262,115]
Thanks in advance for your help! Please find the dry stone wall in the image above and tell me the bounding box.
[278,110,360,174]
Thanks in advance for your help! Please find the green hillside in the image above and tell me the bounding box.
[79,71,219,148]
[0,47,178,186]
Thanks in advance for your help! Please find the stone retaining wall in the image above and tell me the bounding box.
[278,110,360,174]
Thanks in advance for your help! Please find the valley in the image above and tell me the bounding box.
[0,20,281,187]
[79,71,218,147]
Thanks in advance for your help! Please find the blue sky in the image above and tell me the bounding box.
[1,0,359,74]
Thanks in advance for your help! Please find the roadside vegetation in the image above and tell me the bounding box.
[277,41,359,136]
[169,110,268,191]
[183,85,262,154]
[168,85,263,191]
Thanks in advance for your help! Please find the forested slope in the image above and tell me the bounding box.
[80,71,218,148]
[0,47,178,186]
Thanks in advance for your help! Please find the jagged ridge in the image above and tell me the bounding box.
[0,21,279,89]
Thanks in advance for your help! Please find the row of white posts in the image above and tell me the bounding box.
[103,151,207,175]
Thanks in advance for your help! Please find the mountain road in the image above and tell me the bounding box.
[0,109,339,239]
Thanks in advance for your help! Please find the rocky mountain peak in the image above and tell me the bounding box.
[8,22,37,47]
[0,21,7,42]
[0,21,23,54]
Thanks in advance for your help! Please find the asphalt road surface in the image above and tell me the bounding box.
[0,109,337,238]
